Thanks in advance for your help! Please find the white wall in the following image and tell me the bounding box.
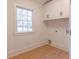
[45,19,70,52]
[7,0,70,57]
[43,0,70,52]
[7,0,47,57]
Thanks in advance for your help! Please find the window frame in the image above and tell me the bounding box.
[15,5,33,34]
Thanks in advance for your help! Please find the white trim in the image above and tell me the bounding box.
[14,3,34,35]
[50,42,69,52]
[13,31,35,36]
[8,41,47,58]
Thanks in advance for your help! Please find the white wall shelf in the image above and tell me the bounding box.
[43,17,69,22]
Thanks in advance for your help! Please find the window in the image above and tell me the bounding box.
[16,6,32,33]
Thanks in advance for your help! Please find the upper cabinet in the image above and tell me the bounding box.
[43,0,70,20]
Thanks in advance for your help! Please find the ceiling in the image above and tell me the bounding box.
[33,0,52,5]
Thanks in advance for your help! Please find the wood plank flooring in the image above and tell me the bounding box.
[9,45,69,59]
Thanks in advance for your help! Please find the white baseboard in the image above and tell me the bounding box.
[8,41,47,58]
[50,42,69,52]
[8,41,69,58]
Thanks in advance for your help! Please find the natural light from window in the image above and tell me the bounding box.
[16,6,32,33]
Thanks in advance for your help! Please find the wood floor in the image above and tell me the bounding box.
[9,45,69,59]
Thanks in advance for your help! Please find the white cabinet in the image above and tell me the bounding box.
[44,0,70,20]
